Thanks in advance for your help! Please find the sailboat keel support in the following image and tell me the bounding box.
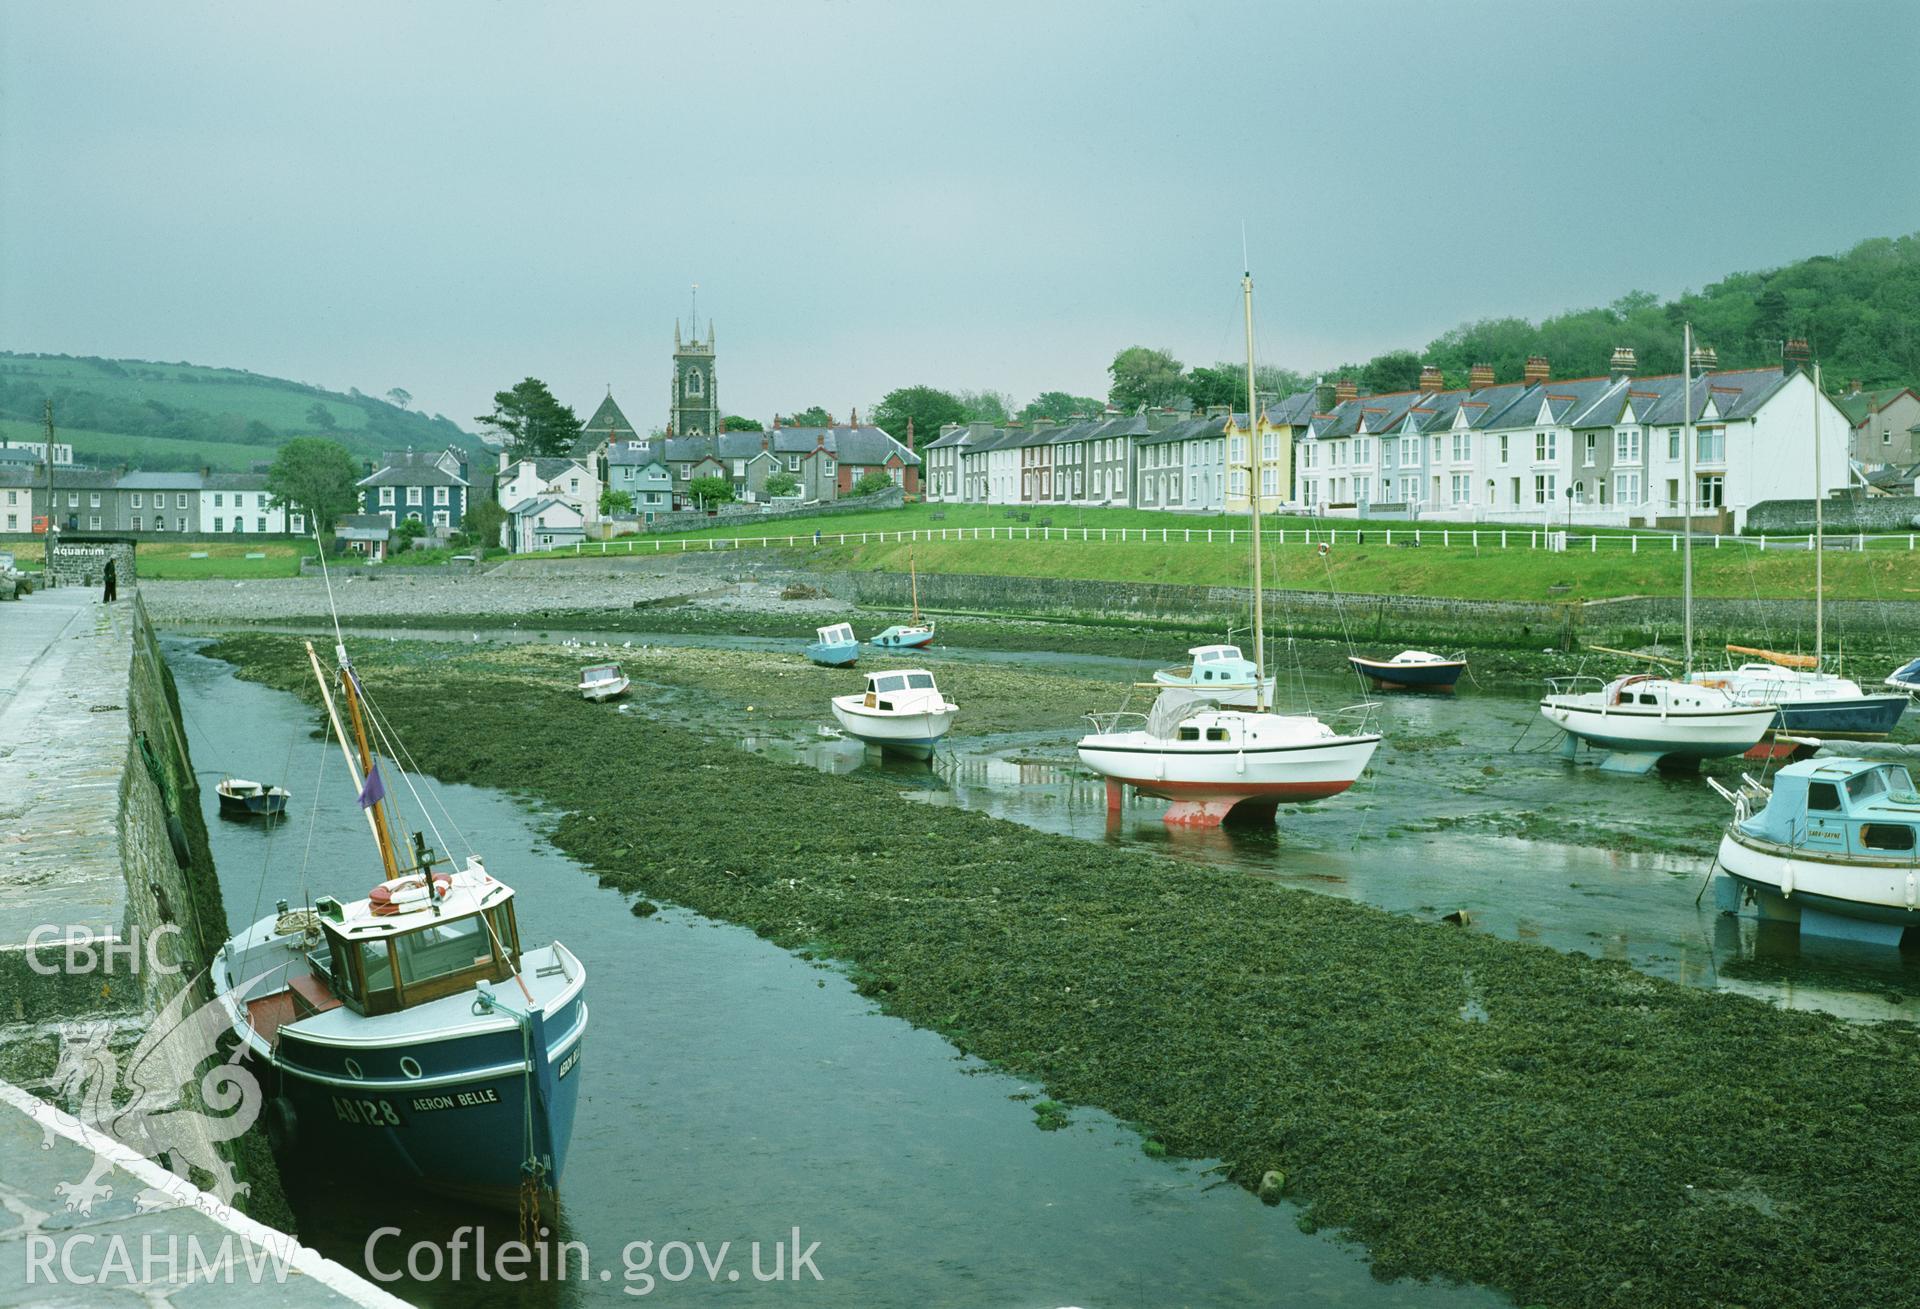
[1105,779,1123,814]
[1596,751,1665,776]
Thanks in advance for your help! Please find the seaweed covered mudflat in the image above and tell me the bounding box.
[205,633,1920,1308]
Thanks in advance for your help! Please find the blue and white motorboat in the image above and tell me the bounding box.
[806,622,860,667]
[1688,646,1907,741]
[870,553,935,649]
[1886,657,1920,694]
[216,777,290,817]
[1713,755,1920,946]
[213,638,587,1207]
[830,668,958,760]
[1151,643,1274,709]
[1348,650,1467,692]
[869,622,935,650]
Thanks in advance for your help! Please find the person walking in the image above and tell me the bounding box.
[101,558,117,603]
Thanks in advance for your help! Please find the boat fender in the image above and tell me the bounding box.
[1780,862,1794,898]
[1907,873,1917,911]
[265,1096,298,1154]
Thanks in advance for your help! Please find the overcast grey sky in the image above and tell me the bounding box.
[4,0,1915,431]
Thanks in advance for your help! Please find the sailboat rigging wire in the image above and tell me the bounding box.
[311,522,348,656]
[349,674,476,858]
[298,709,333,913]
[243,718,304,941]
[347,670,461,864]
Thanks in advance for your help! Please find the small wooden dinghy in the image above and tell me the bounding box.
[216,777,290,817]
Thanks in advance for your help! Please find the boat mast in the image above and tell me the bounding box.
[305,641,390,862]
[1682,321,1695,677]
[909,550,921,623]
[339,654,404,881]
[1812,360,1824,667]
[1243,266,1266,712]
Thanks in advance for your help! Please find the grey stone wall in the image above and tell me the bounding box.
[844,569,1920,657]
[643,485,905,534]
[1745,497,1920,534]
[48,535,136,587]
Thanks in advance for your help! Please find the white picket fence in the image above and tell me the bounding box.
[551,524,1920,556]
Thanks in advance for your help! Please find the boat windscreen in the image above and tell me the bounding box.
[1849,766,1915,803]
[876,675,907,692]
[907,673,935,689]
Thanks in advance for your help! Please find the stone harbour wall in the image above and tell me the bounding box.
[1745,496,1920,534]
[47,534,137,587]
[844,569,1920,656]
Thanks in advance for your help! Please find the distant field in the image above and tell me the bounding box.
[2,356,368,432]
[532,503,1920,603]
[4,540,308,579]
[0,417,267,472]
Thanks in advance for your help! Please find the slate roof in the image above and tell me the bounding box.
[1265,392,1317,426]
[500,457,587,485]
[581,393,639,436]
[1836,387,1917,425]
[335,514,392,537]
[360,450,468,488]
[117,472,205,490]
[202,472,269,491]
[506,496,582,519]
[606,441,667,467]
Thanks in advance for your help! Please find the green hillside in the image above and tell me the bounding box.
[0,352,479,472]
[1328,232,1920,395]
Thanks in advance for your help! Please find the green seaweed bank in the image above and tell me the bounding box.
[204,633,1920,1308]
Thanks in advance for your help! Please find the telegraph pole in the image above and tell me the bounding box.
[43,399,56,586]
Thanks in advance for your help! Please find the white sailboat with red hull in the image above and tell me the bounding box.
[1076,262,1381,827]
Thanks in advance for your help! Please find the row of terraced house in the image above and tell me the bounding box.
[922,343,1855,532]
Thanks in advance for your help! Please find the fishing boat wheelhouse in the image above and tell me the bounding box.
[213,636,586,1208]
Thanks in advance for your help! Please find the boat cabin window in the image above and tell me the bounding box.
[1638,693,1659,705]
[1176,727,1199,741]
[875,674,908,693]
[1205,727,1229,741]
[906,673,935,689]
[1861,824,1916,852]
[394,915,491,988]
[1807,782,1842,811]
[1848,767,1914,804]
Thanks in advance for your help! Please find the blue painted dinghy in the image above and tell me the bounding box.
[213,638,587,1208]
[806,622,860,667]
[1348,650,1467,691]
[217,777,290,817]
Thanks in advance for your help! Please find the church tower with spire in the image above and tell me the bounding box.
[670,297,719,437]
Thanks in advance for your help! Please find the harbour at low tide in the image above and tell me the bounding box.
[173,637,1505,1306]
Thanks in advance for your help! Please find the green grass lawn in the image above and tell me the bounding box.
[4,540,309,579]
[529,503,1920,602]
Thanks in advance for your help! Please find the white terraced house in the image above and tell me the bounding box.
[926,342,1852,530]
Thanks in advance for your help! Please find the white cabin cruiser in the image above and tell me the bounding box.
[830,668,958,760]
[1541,673,1774,774]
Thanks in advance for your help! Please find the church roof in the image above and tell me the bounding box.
[582,393,638,436]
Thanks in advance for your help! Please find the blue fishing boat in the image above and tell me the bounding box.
[806,622,860,667]
[213,637,587,1208]
[1886,657,1920,694]
[1348,650,1467,692]
[1714,755,1920,946]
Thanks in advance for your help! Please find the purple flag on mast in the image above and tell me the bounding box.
[358,763,386,809]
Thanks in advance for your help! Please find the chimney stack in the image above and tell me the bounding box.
[1418,365,1444,393]
[1690,344,1719,374]
[1468,362,1495,390]
[905,417,913,453]
[1315,380,1336,411]
[1523,355,1550,387]
[1783,338,1811,375]
[1847,378,1862,395]
[1609,346,1636,381]
[1334,377,1358,404]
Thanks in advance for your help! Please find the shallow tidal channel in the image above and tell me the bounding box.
[169,638,1501,1307]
